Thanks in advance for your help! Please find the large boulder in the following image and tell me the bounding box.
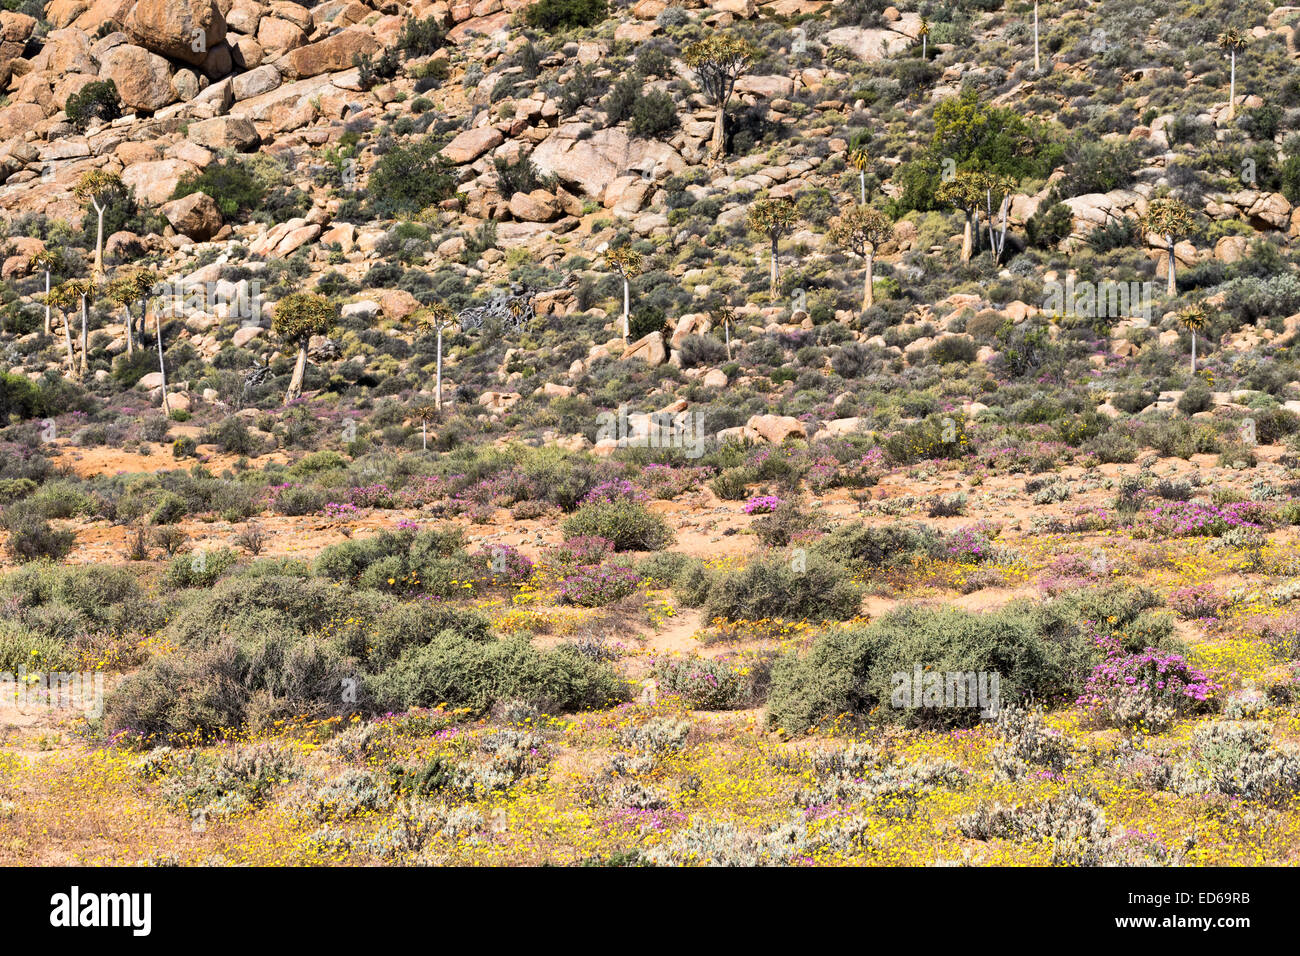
[441,125,503,164]
[621,330,667,366]
[822,26,912,61]
[530,123,684,204]
[160,191,222,240]
[121,158,199,205]
[125,0,227,67]
[187,115,260,151]
[0,103,45,141]
[744,414,806,444]
[281,29,377,79]
[97,43,175,112]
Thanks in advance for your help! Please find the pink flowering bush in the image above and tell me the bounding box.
[652,656,750,709]
[1167,585,1228,620]
[558,563,642,607]
[580,479,649,507]
[945,524,996,563]
[743,495,783,515]
[640,464,715,500]
[1077,632,1220,731]
[1141,501,1269,537]
[347,483,398,508]
[476,544,534,585]
[545,535,614,569]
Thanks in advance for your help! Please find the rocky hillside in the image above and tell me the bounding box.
[0,0,1296,452]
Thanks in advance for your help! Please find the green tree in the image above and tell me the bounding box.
[1179,302,1211,374]
[417,303,457,411]
[604,246,643,343]
[44,281,79,376]
[1218,29,1248,121]
[828,205,894,312]
[272,292,336,404]
[366,137,456,219]
[74,169,123,279]
[29,250,60,336]
[684,34,754,160]
[746,197,799,295]
[1141,198,1195,297]
[935,170,988,263]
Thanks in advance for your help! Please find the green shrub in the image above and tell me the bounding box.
[364,136,456,218]
[105,633,355,742]
[767,602,1093,734]
[171,157,266,219]
[1026,202,1073,249]
[883,415,972,464]
[561,500,674,551]
[704,554,860,623]
[630,89,679,138]
[0,507,75,563]
[165,548,240,588]
[524,0,609,31]
[366,634,629,715]
[65,80,121,131]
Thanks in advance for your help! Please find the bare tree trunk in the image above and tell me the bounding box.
[1228,51,1236,120]
[710,103,726,159]
[61,310,74,374]
[93,202,105,279]
[725,320,731,360]
[1191,331,1197,374]
[123,306,134,355]
[769,236,778,294]
[79,294,88,379]
[1166,234,1176,297]
[961,213,973,262]
[43,269,51,335]
[859,170,865,204]
[863,254,875,311]
[435,325,444,411]
[156,311,170,416]
[284,342,307,404]
[622,277,630,342]
[422,421,428,450]
[1034,3,1040,73]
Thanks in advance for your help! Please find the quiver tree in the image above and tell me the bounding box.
[848,146,870,204]
[604,246,643,343]
[711,303,737,360]
[73,169,123,279]
[1179,302,1211,374]
[935,170,988,263]
[918,16,930,59]
[44,281,79,375]
[746,197,799,295]
[409,402,439,451]
[828,205,895,313]
[1141,197,1195,297]
[104,269,153,356]
[29,250,60,336]
[50,279,95,379]
[272,291,336,405]
[1218,29,1247,121]
[684,34,754,160]
[983,174,1017,265]
[418,302,457,411]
